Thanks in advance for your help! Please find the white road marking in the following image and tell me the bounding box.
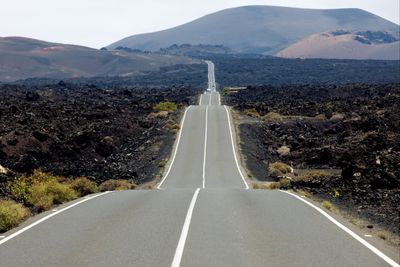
[0,191,110,246]
[171,188,200,267]
[365,235,373,237]
[0,236,5,239]
[199,94,203,105]
[202,106,208,188]
[157,106,192,189]
[224,105,249,189]
[281,190,400,267]
[218,93,221,106]
[208,92,212,106]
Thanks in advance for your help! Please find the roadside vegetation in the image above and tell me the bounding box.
[0,170,136,233]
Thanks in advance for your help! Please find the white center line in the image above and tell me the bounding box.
[202,106,208,189]
[171,188,200,267]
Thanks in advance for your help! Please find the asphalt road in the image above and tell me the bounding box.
[0,61,398,267]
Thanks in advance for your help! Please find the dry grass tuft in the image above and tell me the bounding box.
[322,200,339,214]
[377,231,388,240]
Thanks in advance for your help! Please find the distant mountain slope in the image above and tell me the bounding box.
[0,37,198,82]
[107,5,399,55]
[276,31,400,60]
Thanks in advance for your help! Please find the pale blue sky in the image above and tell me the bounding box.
[1,0,399,48]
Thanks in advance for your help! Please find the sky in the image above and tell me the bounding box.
[1,0,399,48]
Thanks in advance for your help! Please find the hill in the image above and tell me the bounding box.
[276,30,400,60]
[0,37,198,82]
[107,5,399,55]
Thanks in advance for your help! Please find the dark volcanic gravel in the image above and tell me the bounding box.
[0,83,201,184]
[225,84,400,233]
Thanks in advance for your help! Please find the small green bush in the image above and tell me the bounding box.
[68,177,98,197]
[0,200,30,232]
[99,179,136,191]
[153,101,177,113]
[7,177,31,204]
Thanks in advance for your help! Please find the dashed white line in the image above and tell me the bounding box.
[171,188,200,267]
[199,94,203,105]
[0,191,110,246]
[202,106,208,188]
[157,106,192,189]
[280,190,400,267]
[224,105,249,189]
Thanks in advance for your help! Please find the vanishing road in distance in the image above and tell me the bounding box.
[0,61,399,267]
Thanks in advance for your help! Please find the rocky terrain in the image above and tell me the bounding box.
[0,83,202,186]
[224,84,400,233]
[210,56,400,87]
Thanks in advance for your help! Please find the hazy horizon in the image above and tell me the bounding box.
[1,0,399,48]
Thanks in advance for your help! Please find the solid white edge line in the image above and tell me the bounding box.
[0,191,110,246]
[157,106,192,189]
[171,188,200,267]
[280,190,400,267]
[202,106,208,189]
[224,105,249,190]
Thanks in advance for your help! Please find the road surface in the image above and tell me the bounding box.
[0,61,398,267]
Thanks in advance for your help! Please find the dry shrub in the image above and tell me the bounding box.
[294,170,331,182]
[7,170,77,211]
[0,200,30,232]
[277,145,290,156]
[244,108,260,118]
[68,177,98,197]
[314,114,327,120]
[253,182,281,190]
[263,112,283,122]
[330,112,345,121]
[29,179,77,211]
[153,101,177,113]
[99,179,136,191]
[268,162,292,175]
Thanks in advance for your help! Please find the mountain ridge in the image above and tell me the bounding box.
[107,5,399,55]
